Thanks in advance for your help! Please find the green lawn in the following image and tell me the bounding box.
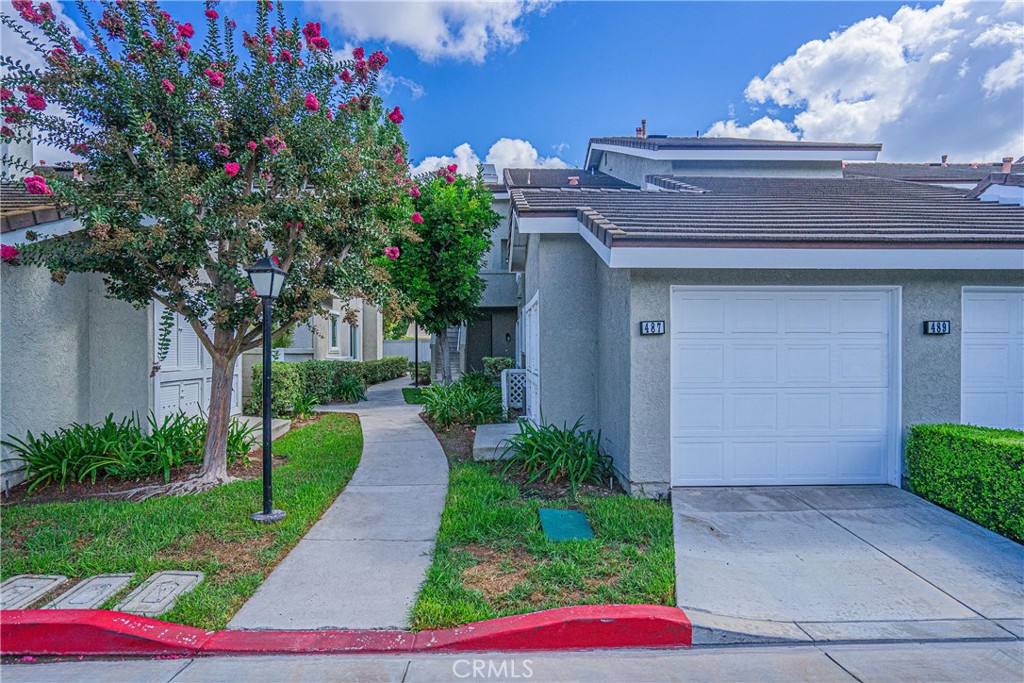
[410,462,675,629]
[1,413,362,630]
[403,387,427,404]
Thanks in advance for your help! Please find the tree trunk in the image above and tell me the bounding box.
[438,331,452,385]
[199,350,236,485]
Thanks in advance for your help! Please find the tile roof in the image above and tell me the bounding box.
[0,182,67,233]
[965,173,1024,199]
[503,168,636,189]
[589,136,883,153]
[845,162,1024,183]
[510,175,1024,249]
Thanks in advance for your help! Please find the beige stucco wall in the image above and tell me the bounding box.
[1,265,149,488]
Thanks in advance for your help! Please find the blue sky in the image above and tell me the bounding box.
[14,1,1024,169]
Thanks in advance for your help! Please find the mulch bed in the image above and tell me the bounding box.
[419,414,477,464]
[0,414,325,507]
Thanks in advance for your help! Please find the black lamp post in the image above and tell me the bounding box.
[246,256,287,524]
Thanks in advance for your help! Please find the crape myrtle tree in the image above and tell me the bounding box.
[0,0,419,493]
[388,165,501,384]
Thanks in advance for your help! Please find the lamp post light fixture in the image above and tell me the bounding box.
[246,256,287,524]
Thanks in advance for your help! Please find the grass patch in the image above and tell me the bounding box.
[410,461,675,629]
[0,413,362,630]
[403,387,427,404]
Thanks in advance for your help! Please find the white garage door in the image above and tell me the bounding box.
[962,287,1024,430]
[671,287,897,486]
[153,302,241,421]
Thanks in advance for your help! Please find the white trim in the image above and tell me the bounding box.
[329,312,341,352]
[516,215,1023,270]
[587,142,880,165]
[1,217,81,245]
[669,285,902,487]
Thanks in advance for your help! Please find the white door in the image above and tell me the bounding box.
[962,287,1024,429]
[153,302,242,421]
[523,293,540,423]
[671,287,898,486]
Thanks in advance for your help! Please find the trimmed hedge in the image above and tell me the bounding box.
[247,356,407,416]
[482,356,514,381]
[905,423,1024,543]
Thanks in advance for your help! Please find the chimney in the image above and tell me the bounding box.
[941,154,948,167]
[1002,156,1014,173]
[635,127,643,138]
[641,119,647,138]
[568,176,579,186]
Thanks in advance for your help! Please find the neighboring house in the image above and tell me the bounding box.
[502,133,1023,497]
[844,156,1023,191]
[0,180,381,489]
[239,297,384,405]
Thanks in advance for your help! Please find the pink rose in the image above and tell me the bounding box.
[224,162,240,177]
[383,246,400,260]
[411,212,424,223]
[304,92,319,111]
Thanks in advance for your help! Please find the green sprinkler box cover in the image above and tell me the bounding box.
[539,508,594,541]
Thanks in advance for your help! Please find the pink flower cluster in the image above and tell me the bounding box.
[408,186,420,197]
[161,78,175,94]
[224,162,240,177]
[383,246,400,260]
[204,68,225,88]
[304,92,319,111]
[12,0,52,25]
[205,8,219,20]
[263,135,286,155]
[411,212,424,223]
[1,244,20,265]
[387,106,404,124]
[47,47,69,69]
[98,9,125,39]
[175,42,191,59]
[214,143,230,157]
[71,37,86,54]
[23,174,52,195]
[436,164,457,183]
[176,22,195,39]
[303,22,329,50]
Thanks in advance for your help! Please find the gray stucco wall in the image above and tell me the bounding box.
[628,268,1024,495]
[1,266,149,488]
[595,265,632,479]
[598,151,672,186]
[536,234,599,429]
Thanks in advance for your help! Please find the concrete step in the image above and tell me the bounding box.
[238,416,291,441]
[472,422,520,461]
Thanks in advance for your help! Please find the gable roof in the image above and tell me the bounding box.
[0,182,68,233]
[510,175,1024,249]
[503,168,635,189]
[965,173,1024,200]
[845,162,1024,183]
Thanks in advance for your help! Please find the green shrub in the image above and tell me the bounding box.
[421,379,504,429]
[409,360,431,385]
[1,413,259,493]
[291,393,318,420]
[360,356,409,384]
[247,361,302,417]
[905,424,1024,542]
[459,371,493,391]
[501,417,613,492]
[335,375,368,403]
[482,356,514,381]
[297,361,337,404]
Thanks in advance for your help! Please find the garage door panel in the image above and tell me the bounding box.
[963,344,1014,382]
[672,287,895,486]
[784,345,832,383]
[673,441,724,483]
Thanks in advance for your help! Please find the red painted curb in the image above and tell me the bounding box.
[1,605,690,657]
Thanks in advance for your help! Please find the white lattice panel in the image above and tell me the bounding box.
[502,369,527,412]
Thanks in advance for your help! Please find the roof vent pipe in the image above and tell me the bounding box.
[941,154,948,167]
[1003,156,1014,173]
[641,119,647,138]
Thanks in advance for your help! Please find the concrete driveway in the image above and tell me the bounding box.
[672,486,1024,644]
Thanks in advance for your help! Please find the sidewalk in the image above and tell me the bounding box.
[228,376,448,630]
[4,640,1022,682]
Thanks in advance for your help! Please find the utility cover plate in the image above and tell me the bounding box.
[539,508,594,541]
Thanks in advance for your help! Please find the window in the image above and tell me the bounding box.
[349,324,359,360]
[329,314,340,352]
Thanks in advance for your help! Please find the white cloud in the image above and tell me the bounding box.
[707,0,1024,161]
[705,116,798,141]
[376,71,426,99]
[410,137,568,176]
[308,0,554,63]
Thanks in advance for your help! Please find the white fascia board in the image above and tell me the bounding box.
[589,142,880,162]
[521,215,1023,270]
[1,217,82,246]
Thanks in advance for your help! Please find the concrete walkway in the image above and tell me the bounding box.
[229,376,448,630]
[673,485,1024,645]
[5,641,1023,682]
